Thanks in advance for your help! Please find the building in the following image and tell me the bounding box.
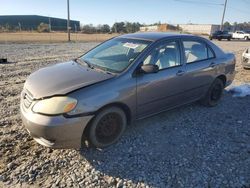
[179,24,220,35]
[140,24,178,32]
[0,15,80,31]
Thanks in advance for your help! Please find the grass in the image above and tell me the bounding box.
[0,32,119,43]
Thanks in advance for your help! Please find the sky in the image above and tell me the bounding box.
[1,0,249,26]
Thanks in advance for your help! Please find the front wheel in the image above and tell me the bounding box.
[86,107,127,148]
[200,78,224,107]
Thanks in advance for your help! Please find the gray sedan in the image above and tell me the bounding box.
[21,33,236,149]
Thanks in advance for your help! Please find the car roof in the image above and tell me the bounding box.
[117,32,195,41]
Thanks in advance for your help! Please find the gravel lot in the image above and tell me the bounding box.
[0,40,250,188]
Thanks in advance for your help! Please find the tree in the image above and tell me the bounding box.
[111,22,141,33]
[112,22,126,33]
[223,21,232,31]
[81,24,96,34]
[126,22,141,33]
[224,21,250,32]
[100,24,110,33]
[81,24,111,34]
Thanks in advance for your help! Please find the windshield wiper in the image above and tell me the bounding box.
[75,58,93,69]
[91,64,117,75]
[75,58,116,75]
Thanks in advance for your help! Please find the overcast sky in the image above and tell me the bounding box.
[1,0,250,25]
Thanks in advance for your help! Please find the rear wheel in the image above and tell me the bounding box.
[227,37,231,41]
[244,36,249,41]
[218,38,222,41]
[86,107,126,148]
[200,78,224,107]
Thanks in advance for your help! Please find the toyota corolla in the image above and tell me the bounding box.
[21,33,236,149]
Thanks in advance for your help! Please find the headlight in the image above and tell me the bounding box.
[32,96,77,115]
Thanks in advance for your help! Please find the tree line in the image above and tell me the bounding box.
[0,21,142,33]
[1,21,250,33]
[81,22,142,34]
[224,21,250,31]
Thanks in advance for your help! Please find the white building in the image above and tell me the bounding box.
[140,24,178,32]
[179,24,220,35]
[140,25,158,32]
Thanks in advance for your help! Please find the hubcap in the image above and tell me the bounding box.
[95,113,122,144]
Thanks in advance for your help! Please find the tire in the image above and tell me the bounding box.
[86,107,127,148]
[227,37,231,41]
[200,78,224,107]
[244,36,249,41]
[218,38,222,41]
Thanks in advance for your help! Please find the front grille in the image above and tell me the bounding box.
[23,89,34,108]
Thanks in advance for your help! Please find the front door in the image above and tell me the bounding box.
[136,40,187,118]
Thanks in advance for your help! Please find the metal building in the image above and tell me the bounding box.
[0,15,80,31]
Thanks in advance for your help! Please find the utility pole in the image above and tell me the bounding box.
[67,0,71,41]
[220,0,228,31]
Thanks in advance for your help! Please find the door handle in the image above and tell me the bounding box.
[176,70,185,76]
[209,62,216,68]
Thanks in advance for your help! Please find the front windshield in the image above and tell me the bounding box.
[80,38,151,73]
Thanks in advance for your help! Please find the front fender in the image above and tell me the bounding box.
[66,75,137,119]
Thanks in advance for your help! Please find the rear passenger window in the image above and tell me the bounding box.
[183,41,214,63]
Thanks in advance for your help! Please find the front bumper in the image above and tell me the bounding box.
[21,104,93,149]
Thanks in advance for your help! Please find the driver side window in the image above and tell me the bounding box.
[143,41,181,70]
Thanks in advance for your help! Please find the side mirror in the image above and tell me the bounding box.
[140,64,159,74]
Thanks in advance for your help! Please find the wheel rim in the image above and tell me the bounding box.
[211,84,222,102]
[95,113,123,144]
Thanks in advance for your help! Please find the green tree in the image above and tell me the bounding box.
[81,24,96,34]
[112,22,126,33]
[101,24,110,33]
[223,21,232,31]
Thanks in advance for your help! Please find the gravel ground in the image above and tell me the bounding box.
[0,40,250,188]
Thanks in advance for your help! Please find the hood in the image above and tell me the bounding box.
[24,61,114,99]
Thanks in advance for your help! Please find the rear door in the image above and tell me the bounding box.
[136,39,188,118]
[180,39,217,99]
